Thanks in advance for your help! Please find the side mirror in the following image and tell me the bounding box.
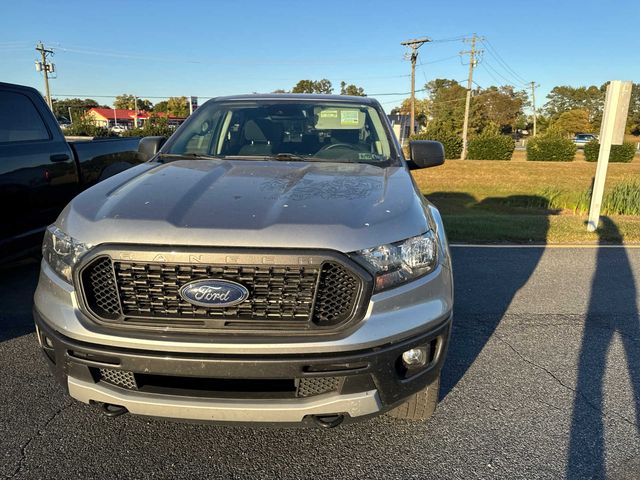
[408,140,445,169]
[138,136,167,159]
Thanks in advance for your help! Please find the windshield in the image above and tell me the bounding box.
[164,100,394,164]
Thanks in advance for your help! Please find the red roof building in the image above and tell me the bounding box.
[86,108,187,129]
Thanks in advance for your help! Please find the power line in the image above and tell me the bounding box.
[53,43,404,66]
[416,54,461,66]
[481,61,523,88]
[481,38,528,85]
[430,34,472,43]
[480,62,504,86]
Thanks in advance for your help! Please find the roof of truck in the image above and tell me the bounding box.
[207,93,379,105]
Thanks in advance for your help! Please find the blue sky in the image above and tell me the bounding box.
[1,0,638,110]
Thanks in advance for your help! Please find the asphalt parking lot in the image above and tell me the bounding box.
[1,245,639,480]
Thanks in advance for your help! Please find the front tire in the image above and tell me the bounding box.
[387,375,440,421]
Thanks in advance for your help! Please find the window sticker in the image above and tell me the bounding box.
[319,109,338,119]
[340,110,359,125]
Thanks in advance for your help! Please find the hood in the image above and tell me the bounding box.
[61,159,430,252]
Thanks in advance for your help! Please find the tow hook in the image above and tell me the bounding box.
[312,414,345,428]
[92,401,128,417]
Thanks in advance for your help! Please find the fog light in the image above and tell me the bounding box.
[402,347,427,367]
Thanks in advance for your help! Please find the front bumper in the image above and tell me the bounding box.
[35,310,451,425]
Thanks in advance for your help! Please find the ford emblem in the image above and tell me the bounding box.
[179,279,249,308]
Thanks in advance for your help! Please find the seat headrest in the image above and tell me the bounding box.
[244,120,268,142]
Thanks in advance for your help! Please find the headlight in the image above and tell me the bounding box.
[352,231,438,292]
[42,225,91,283]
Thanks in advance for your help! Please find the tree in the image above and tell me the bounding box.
[291,79,333,94]
[153,100,168,113]
[551,109,592,136]
[470,86,527,134]
[627,83,640,135]
[340,81,365,96]
[391,97,430,127]
[425,79,467,134]
[166,96,189,117]
[272,89,288,94]
[113,94,153,111]
[153,97,189,117]
[51,98,102,122]
[544,85,604,126]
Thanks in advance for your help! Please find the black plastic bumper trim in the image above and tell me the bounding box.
[34,308,452,410]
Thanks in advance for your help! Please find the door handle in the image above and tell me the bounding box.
[50,153,70,162]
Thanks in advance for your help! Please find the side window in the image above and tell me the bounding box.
[176,110,223,155]
[0,91,50,143]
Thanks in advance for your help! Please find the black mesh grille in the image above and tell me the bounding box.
[115,262,319,324]
[297,377,341,397]
[82,257,121,320]
[80,254,366,332]
[99,368,137,389]
[312,262,360,326]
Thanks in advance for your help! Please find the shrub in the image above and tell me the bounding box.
[526,134,576,161]
[122,116,173,138]
[467,134,515,160]
[411,125,462,159]
[63,117,114,137]
[584,140,636,163]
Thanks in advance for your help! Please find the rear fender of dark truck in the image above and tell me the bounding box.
[69,137,146,186]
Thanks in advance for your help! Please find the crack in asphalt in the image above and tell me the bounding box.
[8,402,74,479]
[494,334,639,429]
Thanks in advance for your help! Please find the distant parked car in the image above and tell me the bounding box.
[110,125,128,133]
[573,133,597,148]
[56,116,71,130]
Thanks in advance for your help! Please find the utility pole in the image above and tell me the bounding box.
[530,81,538,136]
[460,33,483,160]
[134,95,139,128]
[401,37,431,136]
[35,42,55,110]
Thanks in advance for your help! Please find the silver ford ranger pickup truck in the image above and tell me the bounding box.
[33,94,453,428]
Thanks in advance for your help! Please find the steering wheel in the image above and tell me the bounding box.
[319,143,360,152]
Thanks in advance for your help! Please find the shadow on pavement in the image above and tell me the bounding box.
[426,193,550,399]
[567,217,640,479]
[0,258,40,342]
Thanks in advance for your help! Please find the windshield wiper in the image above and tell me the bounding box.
[156,153,221,163]
[268,153,332,162]
[271,153,309,161]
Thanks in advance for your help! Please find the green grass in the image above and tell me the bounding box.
[411,159,640,243]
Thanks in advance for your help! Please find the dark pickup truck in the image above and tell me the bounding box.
[0,81,148,261]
